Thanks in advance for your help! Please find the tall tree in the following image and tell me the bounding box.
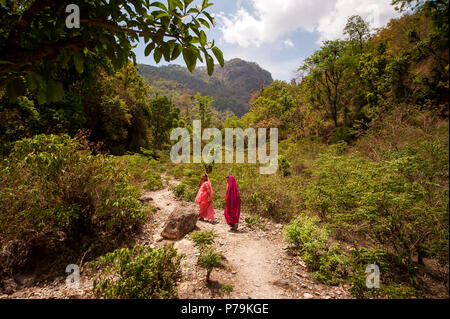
[344,15,371,51]
[299,40,351,128]
[0,0,224,103]
[149,95,179,149]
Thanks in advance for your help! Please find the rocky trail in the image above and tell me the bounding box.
[2,177,350,299]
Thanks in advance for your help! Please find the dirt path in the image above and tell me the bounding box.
[3,178,350,299]
[139,179,350,299]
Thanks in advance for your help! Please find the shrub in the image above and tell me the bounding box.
[221,284,234,295]
[283,214,329,251]
[197,246,222,282]
[283,214,348,285]
[305,142,449,268]
[119,153,160,184]
[190,229,222,282]
[190,230,216,249]
[143,171,163,191]
[92,244,183,299]
[172,184,186,198]
[171,181,197,202]
[331,126,354,143]
[312,245,349,285]
[244,215,267,230]
[278,155,291,176]
[0,134,146,273]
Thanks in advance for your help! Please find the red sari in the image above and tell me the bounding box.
[224,176,240,226]
[195,177,215,220]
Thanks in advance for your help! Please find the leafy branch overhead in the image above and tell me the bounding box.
[0,0,224,103]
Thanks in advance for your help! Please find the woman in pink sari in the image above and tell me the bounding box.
[195,174,215,222]
[224,175,241,230]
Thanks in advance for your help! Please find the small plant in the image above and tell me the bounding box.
[190,229,222,282]
[190,230,216,249]
[197,246,222,283]
[278,155,291,176]
[245,215,267,230]
[283,214,348,285]
[144,177,163,191]
[221,284,234,295]
[172,184,186,198]
[91,244,184,299]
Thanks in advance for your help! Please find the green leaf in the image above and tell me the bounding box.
[211,47,224,67]
[144,43,155,56]
[199,30,207,46]
[203,12,216,27]
[150,2,168,11]
[154,47,163,63]
[205,52,214,76]
[182,47,198,72]
[163,42,176,61]
[171,44,183,60]
[73,52,84,74]
[37,88,47,105]
[198,18,210,29]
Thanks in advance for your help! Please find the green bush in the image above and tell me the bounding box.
[119,153,160,184]
[331,126,354,143]
[303,140,449,295]
[245,215,267,230]
[278,155,291,176]
[197,246,222,282]
[283,214,348,285]
[172,184,186,198]
[0,134,146,269]
[312,245,349,285]
[283,214,329,252]
[92,244,184,299]
[190,229,222,282]
[143,171,163,191]
[190,230,216,249]
[305,142,449,267]
[171,182,197,202]
[221,284,234,295]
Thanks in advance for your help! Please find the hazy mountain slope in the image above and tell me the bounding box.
[137,58,273,116]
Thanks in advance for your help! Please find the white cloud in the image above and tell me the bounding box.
[218,0,400,47]
[223,46,303,82]
[284,39,294,48]
[316,0,400,42]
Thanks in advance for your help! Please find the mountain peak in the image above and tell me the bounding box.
[138,59,273,116]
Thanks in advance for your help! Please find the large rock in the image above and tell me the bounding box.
[0,239,32,271]
[161,208,197,240]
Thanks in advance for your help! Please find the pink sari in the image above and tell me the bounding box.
[224,176,240,226]
[195,176,215,220]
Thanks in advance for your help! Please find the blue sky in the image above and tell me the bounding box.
[134,0,401,81]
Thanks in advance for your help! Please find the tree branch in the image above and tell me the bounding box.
[79,19,184,43]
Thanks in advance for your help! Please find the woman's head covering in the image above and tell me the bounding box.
[224,175,241,226]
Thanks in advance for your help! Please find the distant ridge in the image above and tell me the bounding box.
[138,58,273,116]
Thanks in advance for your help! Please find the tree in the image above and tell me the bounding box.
[195,93,213,128]
[344,15,371,51]
[299,40,351,128]
[0,0,224,102]
[149,95,179,149]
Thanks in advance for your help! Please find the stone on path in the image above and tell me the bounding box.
[161,207,198,240]
[303,292,314,299]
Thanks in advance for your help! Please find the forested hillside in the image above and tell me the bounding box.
[138,58,273,116]
[0,0,448,300]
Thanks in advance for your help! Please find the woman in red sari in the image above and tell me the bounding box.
[195,174,215,222]
[224,175,241,230]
